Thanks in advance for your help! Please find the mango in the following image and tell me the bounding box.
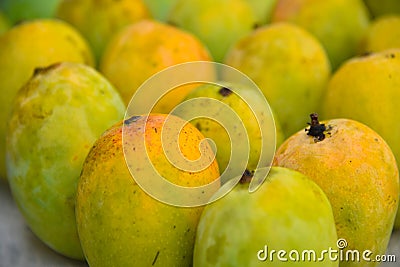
[181,82,284,174]
[194,167,338,267]
[99,19,212,112]
[76,114,220,266]
[0,18,94,180]
[364,0,400,18]
[0,0,61,24]
[271,0,370,70]
[168,0,257,62]
[56,0,151,63]
[273,115,399,267]
[0,10,10,36]
[359,15,400,54]
[6,62,125,259]
[321,49,400,229]
[224,22,331,137]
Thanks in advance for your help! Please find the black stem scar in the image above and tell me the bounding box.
[305,113,326,142]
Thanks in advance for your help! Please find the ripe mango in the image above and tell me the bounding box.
[0,18,94,180]
[194,167,338,267]
[321,49,400,228]
[99,19,212,112]
[273,116,399,267]
[76,114,220,266]
[6,62,125,259]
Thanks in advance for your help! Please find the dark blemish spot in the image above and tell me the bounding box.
[349,160,352,163]
[195,122,202,131]
[239,169,254,184]
[124,116,141,125]
[374,138,379,142]
[218,87,233,97]
[154,127,158,133]
[253,23,260,29]
[33,62,62,76]
[360,51,372,57]
[152,250,160,266]
[173,225,176,229]
[305,113,326,142]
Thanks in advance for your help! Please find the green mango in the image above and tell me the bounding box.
[168,0,257,62]
[56,0,151,63]
[6,62,125,259]
[271,0,370,70]
[224,22,331,137]
[182,82,284,174]
[0,0,62,24]
[194,167,338,267]
[0,18,94,180]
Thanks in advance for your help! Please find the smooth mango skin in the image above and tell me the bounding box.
[76,114,220,266]
[56,0,150,63]
[143,0,178,21]
[168,0,257,62]
[194,167,338,267]
[0,11,10,36]
[364,0,400,18]
[320,49,400,229]
[244,0,278,25]
[6,62,125,259]
[99,19,212,112]
[0,0,62,24]
[273,119,399,267]
[359,15,400,54]
[183,83,284,173]
[271,0,370,70]
[0,18,94,180]
[224,22,331,137]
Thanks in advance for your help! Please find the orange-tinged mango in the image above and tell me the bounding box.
[76,114,220,266]
[273,116,399,267]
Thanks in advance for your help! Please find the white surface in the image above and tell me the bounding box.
[0,179,399,266]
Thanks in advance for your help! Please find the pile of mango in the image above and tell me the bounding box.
[0,0,400,266]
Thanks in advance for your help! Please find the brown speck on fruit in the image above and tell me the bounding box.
[219,87,233,97]
[305,113,328,142]
[33,62,61,76]
[124,116,141,125]
[239,169,254,184]
[152,250,160,266]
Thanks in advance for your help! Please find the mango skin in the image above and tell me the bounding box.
[0,11,10,36]
[364,0,400,18]
[76,114,220,266]
[99,19,212,112]
[6,62,125,259]
[224,22,331,137]
[183,83,284,173]
[0,18,94,180]
[321,49,400,229]
[168,0,257,62]
[56,0,150,63]
[273,119,399,267]
[359,15,400,54]
[194,167,338,267]
[271,0,370,70]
